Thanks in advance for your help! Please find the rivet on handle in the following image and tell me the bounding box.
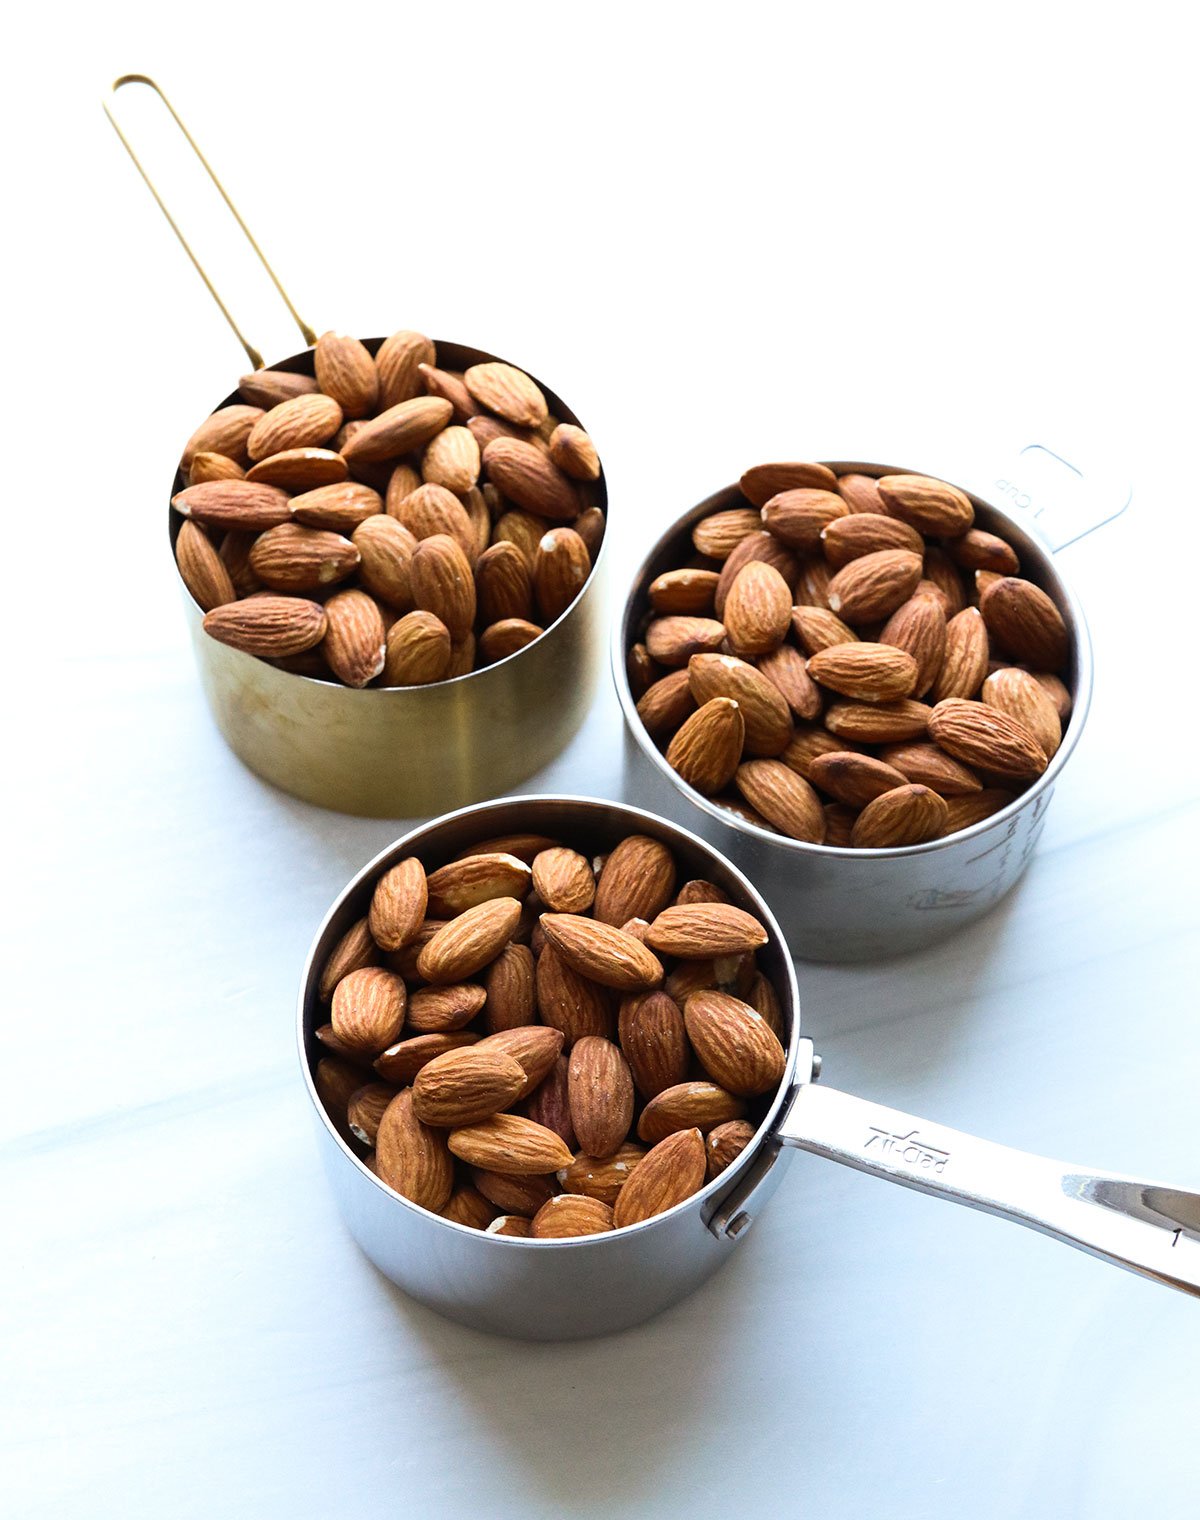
[103,73,317,369]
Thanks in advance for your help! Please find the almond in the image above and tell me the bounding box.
[684,990,785,1098]
[312,330,379,418]
[636,671,697,738]
[483,943,536,1032]
[412,1048,527,1127]
[820,512,923,567]
[464,361,548,428]
[592,835,678,926]
[250,522,361,594]
[691,508,761,560]
[790,605,859,655]
[392,481,477,562]
[612,1127,707,1227]
[422,425,481,494]
[808,750,909,808]
[941,788,1018,834]
[836,473,887,513]
[539,914,664,991]
[375,1089,454,1212]
[877,473,974,534]
[713,530,799,618]
[824,698,932,744]
[410,533,476,641]
[532,847,596,914]
[475,541,534,624]
[316,1057,367,1130]
[426,853,532,917]
[218,530,262,596]
[382,610,452,685]
[534,527,591,622]
[376,330,436,408]
[352,512,417,609]
[482,438,579,521]
[734,759,826,842]
[180,404,262,468]
[417,898,522,983]
[687,654,793,756]
[723,560,793,655]
[932,607,989,702]
[448,1114,573,1175]
[341,396,453,465]
[649,568,721,615]
[175,521,237,611]
[851,784,949,847]
[568,1037,635,1158]
[486,1215,533,1237]
[478,618,544,663]
[927,698,1049,781]
[574,506,606,560]
[618,990,689,1099]
[979,577,1069,668]
[476,1026,564,1100]
[644,902,768,958]
[878,742,983,795]
[706,1119,757,1178]
[754,644,821,726]
[374,1032,479,1085]
[531,1194,614,1238]
[456,834,561,865]
[172,479,291,532]
[637,1083,746,1144]
[807,641,919,702]
[331,967,407,1056]
[922,547,968,615]
[674,880,730,907]
[523,1054,576,1148]
[795,557,834,610]
[535,944,615,1047]
[290,481,382,532]
[548,423,601,481]
[322,589,386,687]
[369,857,428,950]
[319,916,378,1001]
[827,549,924,623]
[558,1143,646,1205]
[947,528,1020,575]
[189,451,246,485]
[472,1170,555,1216]
[1031,670,1072,721]
[246,447,348,490]
[347,1082,398,1146]
[879,595,947,698]
[238,372,318,408]
[441,1185,499,1230]
[645,615,727,666]
[626,641,658,697]
[665,697,745,793]
[419,362,479,422]
[405,982,488,1033]
[982,667,1062,758]
[202,595,326,656]
[247,393,342,460]
[761,488,850,552]
[739,461,838,506]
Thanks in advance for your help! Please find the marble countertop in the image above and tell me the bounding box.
[6,14,1198,1517]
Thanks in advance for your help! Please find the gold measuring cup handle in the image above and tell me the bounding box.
[103,73,316,368]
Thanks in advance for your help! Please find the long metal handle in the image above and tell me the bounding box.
[776,1049,1200,1297]
[103,74,316,368]
[966,440,1132,551]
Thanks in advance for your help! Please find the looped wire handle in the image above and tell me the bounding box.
[103,74,316,369]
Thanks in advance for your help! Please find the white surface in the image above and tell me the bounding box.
[5,6,1199,1517]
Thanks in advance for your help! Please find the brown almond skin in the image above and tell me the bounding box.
[879,742,983,796]
[410,533,476,642]
[470,1169,555,1216]
[827,550,924,624]
[687,654,794,757]
[645,616,728,667]
[534,527,592,623]
[593,835,678,926]
[820,512,924,566]
[475,540,534,625]
[692,507,762,559]
[441,1185,499,1230]
[933,607,990,702]
[548,423,601,482]
[740,461,838,505]
[535,944,615,1048]
[346,1082,397,1145]
[613,1127,708,1227]
[982,667,1062,758]
[807,642,919,702]
[756,644,823,722]
[809,751,909,809]
[376,331,436,408]
[666,698,745,794]
[331,967,407,1056]
[382,611,452,686]
[851,784,950,848]
[522,1055,576,1149]
[649,567,721,616]
[342,396,452,465]
[824,699,933,744]
[879,595,948,699]
[636,670,697,738]
[714,531,800,619]
[447,1114,574,1175]
[374,1032,479,1085]
[645,903,768,958]
[181,404,263,468]
[202,596,327,657]
[790,605,859,655]
[928,698,1049,782]
[531,1194,614,1238]
[558,1143,646,1205]
[531,847,596,914]
[322,589,386,687]
[482,438,578,521]
[836,473,886,513]
[315,330,379,418]
[539,914,664,992]
[405,982,488,1034]
[375,1089,454,1212]
[319,916,378,1001]
[734,759,826,843]
[618,990,690,1100]
[706,1119,757,1179]
[475,1026,564,1100]
[249,443,352,490]
[979,577,1069,669]
[947,528,1020,575]
[412,1048,527,1127]
[922,547,968,615]
[175,521,236,611]
[684,990,786,1097]
[369,858,427,951]
[238,373,317,408]
[417,898,523,983]
[942,788,1018,835]
[483,943,537,1032]
[761,488,849,551]
[568,1037,635,1159]
[465,361,548,428]
[723,560,793,655]
[425,853,532,917]
[247,393,343,461]
[877,474,974,535]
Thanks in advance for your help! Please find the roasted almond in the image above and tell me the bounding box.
[322,589,386,687]
[369,857,428,950]
[684,990,785,1097]
[979,577,1069,668]
[807,642,919,702]
[877,473,974,535]
[612,1127,707,1227]
[932,608,990,702]
[482,438,578,521]
[687,653,793,756]
[426,853,532,917]
[331,967,407,1057]
[982,667,1062,758]
[530,1194,614,1238]
[405,982,488,1034]
[314,330,379,418]
[827,549,923,623]
[739,461,838,506]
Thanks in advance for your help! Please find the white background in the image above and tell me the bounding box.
[5,5,1199,1517]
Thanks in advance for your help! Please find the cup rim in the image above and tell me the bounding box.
[297,794,805,1247]
[170,335,608,693]
[612,460,1095,860]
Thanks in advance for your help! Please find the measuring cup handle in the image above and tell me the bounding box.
[961,441,1132,552]
[774,1053,1200,1298]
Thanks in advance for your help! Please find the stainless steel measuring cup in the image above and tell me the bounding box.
[106,77,608,817]
[614,447,1130,960]
[298,796,1197,1341]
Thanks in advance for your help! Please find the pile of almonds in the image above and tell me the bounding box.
[313,830,788,1237]
[172,331,603,686]
[628,463,1072,848]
